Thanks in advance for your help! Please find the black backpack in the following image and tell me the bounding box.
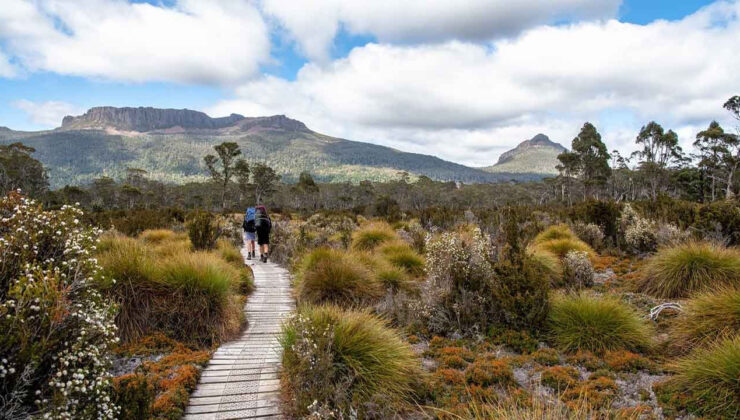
[243,217,256,233]
[255,211,271,229]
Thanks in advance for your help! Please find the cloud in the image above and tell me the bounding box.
[0,49,15,77]
[12,99,83,128]
[0,0,271,84]
[261,0,621,61]
[211,1,740,166]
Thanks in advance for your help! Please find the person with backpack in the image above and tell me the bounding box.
[255,205,272,262]
[242,207,257,261]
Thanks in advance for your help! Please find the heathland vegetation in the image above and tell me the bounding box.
[0,94,739,418]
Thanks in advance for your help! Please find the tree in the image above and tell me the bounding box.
[556,150,580,205]
[251,163,280,204]
[233,159,251,205]
[721,95,740,198]
[293,171,319,211]
[694,121,739,200]
[0,142,49,197]
[571,122,611,198]
[204,142,247,210]
[633,121,684,200]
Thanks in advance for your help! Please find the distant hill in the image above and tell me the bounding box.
[482,134,566,176]
[0,106,548,188]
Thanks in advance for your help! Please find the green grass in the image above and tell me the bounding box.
[658,336,740,418]
[639,242,740,298]
[533,224,578,244]
[671,288,740,351]
[295,248,383,306]
[351,222,398,251]
[216,238,245,267]
[280,305,420,417]
[548,293,653,353]
[378,242,425,276]
[138,229,185,244]
[528,249,564,286]
[530,238,595,260]
[157,251,237,303]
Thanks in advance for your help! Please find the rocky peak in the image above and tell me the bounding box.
[61,106,246,132]
[497,133,566,165]
[236,114,310,132]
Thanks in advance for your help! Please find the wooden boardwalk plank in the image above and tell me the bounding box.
[186,245,293,419]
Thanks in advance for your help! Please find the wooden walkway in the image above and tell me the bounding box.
[184,250,294,420]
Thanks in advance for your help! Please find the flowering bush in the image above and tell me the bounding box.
[620,204,658,253]
[0,192,118,419]
[571,222,604,250]
[562,251,595,289]
[655,223,691,247]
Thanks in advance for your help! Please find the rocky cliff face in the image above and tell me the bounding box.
[496,133,566,165]
[61,106,246,132]
[236,115,310,132]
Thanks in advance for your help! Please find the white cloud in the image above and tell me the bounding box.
[12,100,83,128]
[0,0,271,84]
[261,0,621,62]
[211,1,740,166]
[0,49,15,77]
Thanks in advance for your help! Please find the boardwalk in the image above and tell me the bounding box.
[184,250,294,420]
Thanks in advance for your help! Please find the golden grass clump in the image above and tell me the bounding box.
[216,238,245,267]
[528,249,564,286]
[295,248,383,307]
[656,336,740,418]
[639,241,740,298]
[548,293,653,353]
[533,224,578,243]
[351,221,398,251]
[531,238,595,260]
[670,288,740,351]
[378,242,425,276]
[280,305,421,418]
[139,229,185,244]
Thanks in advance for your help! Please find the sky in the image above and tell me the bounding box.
[0,0,738,167]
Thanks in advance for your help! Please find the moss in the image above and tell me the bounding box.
[465,359,515,387]
[439,346,475,362]
[561,376,619,409]
[604,350,655,373]
[566,350,606,371]
[488,327,539,354]
[441,355,468,369]
[540,366,580,392]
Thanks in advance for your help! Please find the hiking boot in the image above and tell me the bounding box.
[246,253,252,261]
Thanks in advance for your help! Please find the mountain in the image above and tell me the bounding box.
[482,134,566,176]
[0,106,548,188]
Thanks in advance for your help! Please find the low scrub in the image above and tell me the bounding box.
[670,288,740,351]
[656,336,740,419]
[548,294,652,353]
[295,248,383,306]
[351,221,398,250]
[639,242,740,298]
[280,305,420,418]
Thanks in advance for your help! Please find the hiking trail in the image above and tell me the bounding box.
[184,247,294,419]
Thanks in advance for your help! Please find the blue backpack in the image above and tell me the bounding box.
[243,207,256,232]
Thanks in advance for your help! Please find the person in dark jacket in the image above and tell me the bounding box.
[242,207,257,260]
[255,205,272,262]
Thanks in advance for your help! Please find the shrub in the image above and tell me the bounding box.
[639,242,740,298]
[656,336,740,419]
[0,193,118,419]
[295,248,383,307]
[695,199,740,246]
[186,211,220,250]
[280,305,420,418]
[378,242,425,276]
[571,222,604,250]
[548,294,652,353]
[656,223,691,247]
[532,348,560,366]
[561,375,619,409]
[492,251,551,333]
[670,288,740,350]
[624,217,658,253]
[562,251,595,289]
[603,350,654,373]
[351,221,398,250]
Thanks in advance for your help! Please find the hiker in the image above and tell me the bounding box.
[242,207,257,260]
[255,205,272,263]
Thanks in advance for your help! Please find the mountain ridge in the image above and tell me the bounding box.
[483,133,566,176]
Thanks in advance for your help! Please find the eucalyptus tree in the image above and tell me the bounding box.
[204,142,248,210]
[694,121,739,200]
[632,122,684,200]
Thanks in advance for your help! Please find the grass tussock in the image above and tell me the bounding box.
[216,238,245,267]
[531,238,595,260]
[670,288,740,351]
[656,336,740,419]
[295,248,383,307]
[97,232,250,346]
[281,305,421,418]
[378,242,425,276]
[529,249,564,286]
[139,229,185,244]
[548,293,652,353]
[534,224,578,243]
[639,242,740,298]
[351,221,398,251]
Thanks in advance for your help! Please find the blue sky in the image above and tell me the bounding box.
[0,0,736,166]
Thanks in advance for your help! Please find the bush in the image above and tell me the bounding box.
[639,242,740,298]
[548,294,652,353]
[695,200,740,246]
[620,204,658,253]
[186,211,220,250]
[378,242,425,276]
[492,251,551,333]
[656,336,740,419]
[295,248,383,307]
[465,359,515,387]
[571,222,604,250]
[670,288,740,351]
[655,223,691,247]
[280,305,420,418]
[0,193,118,419]
[351,221,398,250]
[562,251,595,289]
